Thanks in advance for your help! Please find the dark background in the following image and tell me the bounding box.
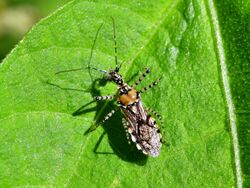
[0,0,70,61]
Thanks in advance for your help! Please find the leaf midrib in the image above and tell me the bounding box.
[206,0,243,187]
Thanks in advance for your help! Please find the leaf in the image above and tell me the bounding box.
[0,0,247,187]
[213,1,250,187]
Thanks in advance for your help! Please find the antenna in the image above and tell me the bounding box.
[111,17,119,71]
[55,23,104,75]
[87,23,104,70]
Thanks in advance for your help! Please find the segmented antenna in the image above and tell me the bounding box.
[55,23,104,75]
[111,17,119,71]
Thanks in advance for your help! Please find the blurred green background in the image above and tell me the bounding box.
[0,0,70,61]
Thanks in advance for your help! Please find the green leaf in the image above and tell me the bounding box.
[0,0,248,187]
[213,1,250,187]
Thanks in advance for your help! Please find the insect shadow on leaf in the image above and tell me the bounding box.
[48,20,148,165]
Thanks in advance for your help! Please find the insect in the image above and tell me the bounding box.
[57,19,163,157]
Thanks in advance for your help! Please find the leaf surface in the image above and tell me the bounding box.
[1,0,247,187]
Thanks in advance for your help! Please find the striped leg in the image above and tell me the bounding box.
[146,107,163,126]
[122,118,131,144]
[85,109,117,134]
[100,109,116,124]
[139,77,161,93]
[132,68,150,87]
[94,95,115,101]
[146,107,165,143]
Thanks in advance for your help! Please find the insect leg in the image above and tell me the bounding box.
[145,107,163,126]
[94,95,115,101]
[122,118,131,144]
[132,68,150,87]
[146,108,165,144]
[85,109,117,133]
[100,109,116,124]
[139,77,161,93]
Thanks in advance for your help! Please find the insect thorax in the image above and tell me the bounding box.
[118,84,138,106]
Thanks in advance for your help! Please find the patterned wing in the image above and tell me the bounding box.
[121,99,162,157]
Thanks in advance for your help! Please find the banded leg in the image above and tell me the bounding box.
[146,107,163,126]
[99,109,116,124]
[132,68,150,87]
[122,118,131,144]
[85,109,117,134]
[123,119,141,150]
[94,95,115,101]
[146,108,165,143]
[139,77,161,93]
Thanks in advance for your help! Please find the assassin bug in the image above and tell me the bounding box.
[57,19,163,157]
